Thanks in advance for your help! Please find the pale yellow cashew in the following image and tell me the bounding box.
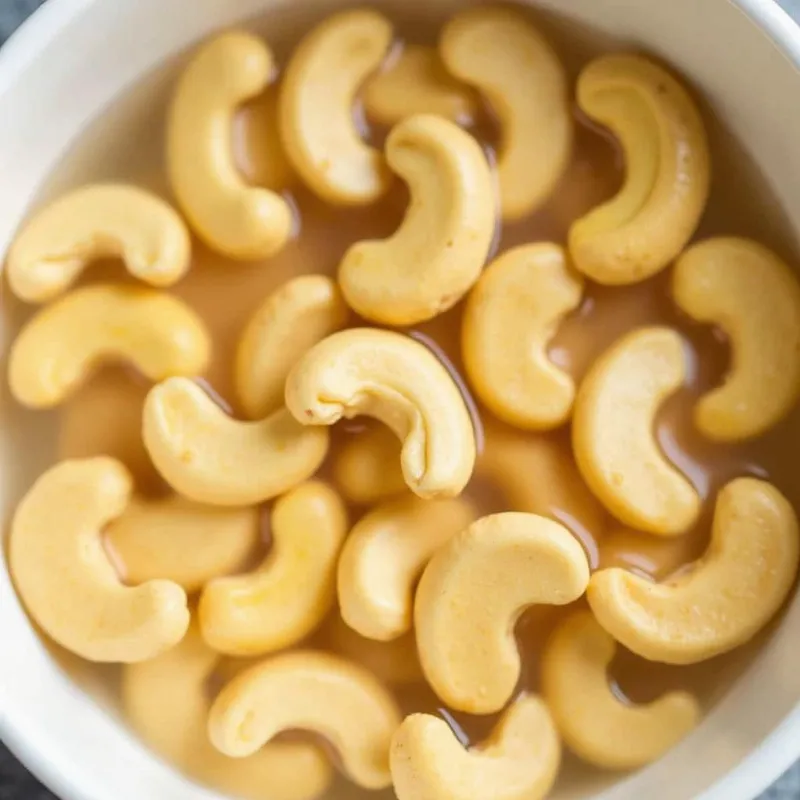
[143,377,328,506]
[8,284,211,409]
[572,327,700,536]
[338,496,476,641]
[6,184,190,303]
[167,31,293,259]
[338,114,496,325]
[568,54,710,284]
[285,329,476,499]
[279,9,393,205]
[391,696,560,800]
[209,650,402,789]
[235,274,349,419]
[463,244,584,430]
[588,478,800,664]
[199,481,348,655]
[9,458,189,662]
[440,6,571,220]
[541,611,700,769]
[415,512,590,713]
[673,237,800,441]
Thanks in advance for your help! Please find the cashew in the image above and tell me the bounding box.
[9,458,189,662]
[673,237,800,441]
[209,650,402,789]
[338,114,496,325]
[8,284,211,409]
[463,244,584,430]
[415,512,590,713]
[279,9,393,205]
[235,274,349,419]
[572,327,700,536]
[285,329,476,499]
[588,478,800,664]
[541,611,699,768]
[440,6,571,220]
[391,696,560,800]
[338,496,476,641]
[143,377,328,506]
[167,31,293,259]
[568,54,710,284]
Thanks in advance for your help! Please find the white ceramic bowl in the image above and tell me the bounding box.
[2,0,800,798]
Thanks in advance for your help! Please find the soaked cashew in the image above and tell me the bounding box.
[541,611,700,768]
[143,377,328,506]
[9,458,189,662]
[285,329,476,499]
[8,284,210,409]
[440,6,571,220]
[338,114,496,325]
[572,327,700,536]
[209,650,402,789]
[415,512,590,713]
[199,481,347,655]
[279,9,393,205]
[588,478,800,664]
[673,237,800,441]
[463,244,584,430]
[167,31,293,259]
[568,54,710,284]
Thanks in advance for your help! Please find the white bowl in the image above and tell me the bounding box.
[2,0,800,798]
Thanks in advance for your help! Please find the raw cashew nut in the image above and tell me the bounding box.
[588,478,800,664]
[463,244,584,430]
[541,611,700,768]
[568,54,710,284]
[9,458,189,662]
[572,327,700,536]
[673,237,800,441]
[209,650,402,789]
[143,377,328,506]
[199,481,348,655]
[338,496,476,641]
[440,6,571,220]
[9,284,210,409]
[279,9,393,205]
[415,512,590,713]
[391,696,560,800]
[7,185,191,303]
[285,329,476,499]
[338,114,496,325]
[167,31,293,259]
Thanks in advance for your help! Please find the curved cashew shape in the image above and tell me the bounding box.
[209,650,402,789]
[463,244,584,430]
[440,6,571,220]
[568,54,710,284]
[8,284,211,409]
[285,329,476,499]
[167,31,293,259]
[143,377,328,506]
[588,478,800,664]
[338,496,476,641]
[7,185,190,303]
[391,696,560,800]
[673,237,800,441]
[338,114,496,325]
[199,481,348,655]
[541,611,700,768]
[235,274,349,419]
[415,512,590,713]
[279,9,393,205]
[572,327,700,536]
[9,458,189,662]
